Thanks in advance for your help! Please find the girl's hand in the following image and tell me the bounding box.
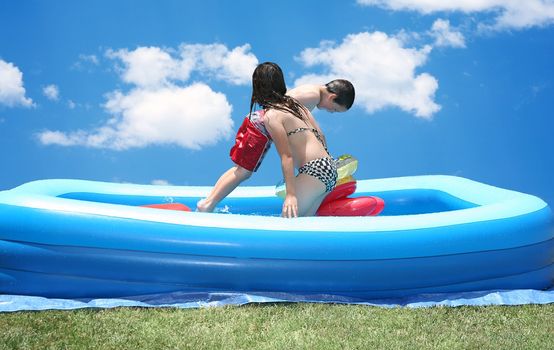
[282,194,298,218]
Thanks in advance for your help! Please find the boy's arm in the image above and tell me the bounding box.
[287,86,320,112]
[288,85,327,145]
[305,109,326,146]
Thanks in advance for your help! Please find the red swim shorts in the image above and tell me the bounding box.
[229,117,271,172]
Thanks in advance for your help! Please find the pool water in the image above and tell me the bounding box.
[59,189,478,217]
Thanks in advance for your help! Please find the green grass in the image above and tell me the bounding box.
[1,303,553,349]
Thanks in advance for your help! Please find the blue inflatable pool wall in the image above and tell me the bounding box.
[0,175,552,299]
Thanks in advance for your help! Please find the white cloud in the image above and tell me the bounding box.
[179,43,258,85]
[295,32,440,119]
[357,0,554,30]
[72,54,100,71]
[38,83,233,150]
[79,54,99,65]
[43,84,60,101]
[107,43,258,88]
[39,42,257,150]
[0,59,34,108]
[357,0,503,13]
[493,1,554,30]
[430,19,466,48]
[38,130,85,146]
[107,46,190,88]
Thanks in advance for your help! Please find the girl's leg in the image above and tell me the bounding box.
[305,192,328,216]
[293,173,327,217]
[197,165,252,212]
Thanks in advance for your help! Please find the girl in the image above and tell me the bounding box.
[253,62,337,217]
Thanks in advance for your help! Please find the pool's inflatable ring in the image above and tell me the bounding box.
[0,176,552,299]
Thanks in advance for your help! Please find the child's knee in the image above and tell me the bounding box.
[235,166,253,180]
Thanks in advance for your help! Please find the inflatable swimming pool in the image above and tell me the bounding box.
[0,176,552,299]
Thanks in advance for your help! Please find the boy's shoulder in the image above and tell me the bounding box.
[288,84,321,111]
[288,84,320,97]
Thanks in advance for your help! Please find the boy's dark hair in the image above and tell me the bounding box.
[325,79,355,110]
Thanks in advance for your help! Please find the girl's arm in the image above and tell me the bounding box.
[264,110,298,218]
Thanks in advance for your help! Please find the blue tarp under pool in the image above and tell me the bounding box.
[1,288,553,312]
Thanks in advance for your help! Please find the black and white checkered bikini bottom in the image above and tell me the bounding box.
[297,157,338,193]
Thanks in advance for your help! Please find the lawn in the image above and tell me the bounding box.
[1,303,553,349]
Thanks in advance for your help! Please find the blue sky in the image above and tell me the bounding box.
[1,0,553,205]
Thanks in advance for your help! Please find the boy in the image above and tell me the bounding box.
[196,79,355,212]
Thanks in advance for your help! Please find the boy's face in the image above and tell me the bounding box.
[317,94,348,113]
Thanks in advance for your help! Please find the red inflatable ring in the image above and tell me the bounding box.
[319,180,357,207]
[141,203,191,212]
[317,196,385,217]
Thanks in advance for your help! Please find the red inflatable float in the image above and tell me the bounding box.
[140,203,191,212]
[316,179,385,217]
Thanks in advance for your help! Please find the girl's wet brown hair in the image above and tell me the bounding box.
[249,62,307,120]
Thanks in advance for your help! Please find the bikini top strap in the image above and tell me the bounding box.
[286,127,331,157]
[286,127,317,136]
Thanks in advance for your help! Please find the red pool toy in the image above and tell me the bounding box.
[140,203,191,212]
[317,196,384,217]
[317,179,384,217]
[319,180,357,207]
